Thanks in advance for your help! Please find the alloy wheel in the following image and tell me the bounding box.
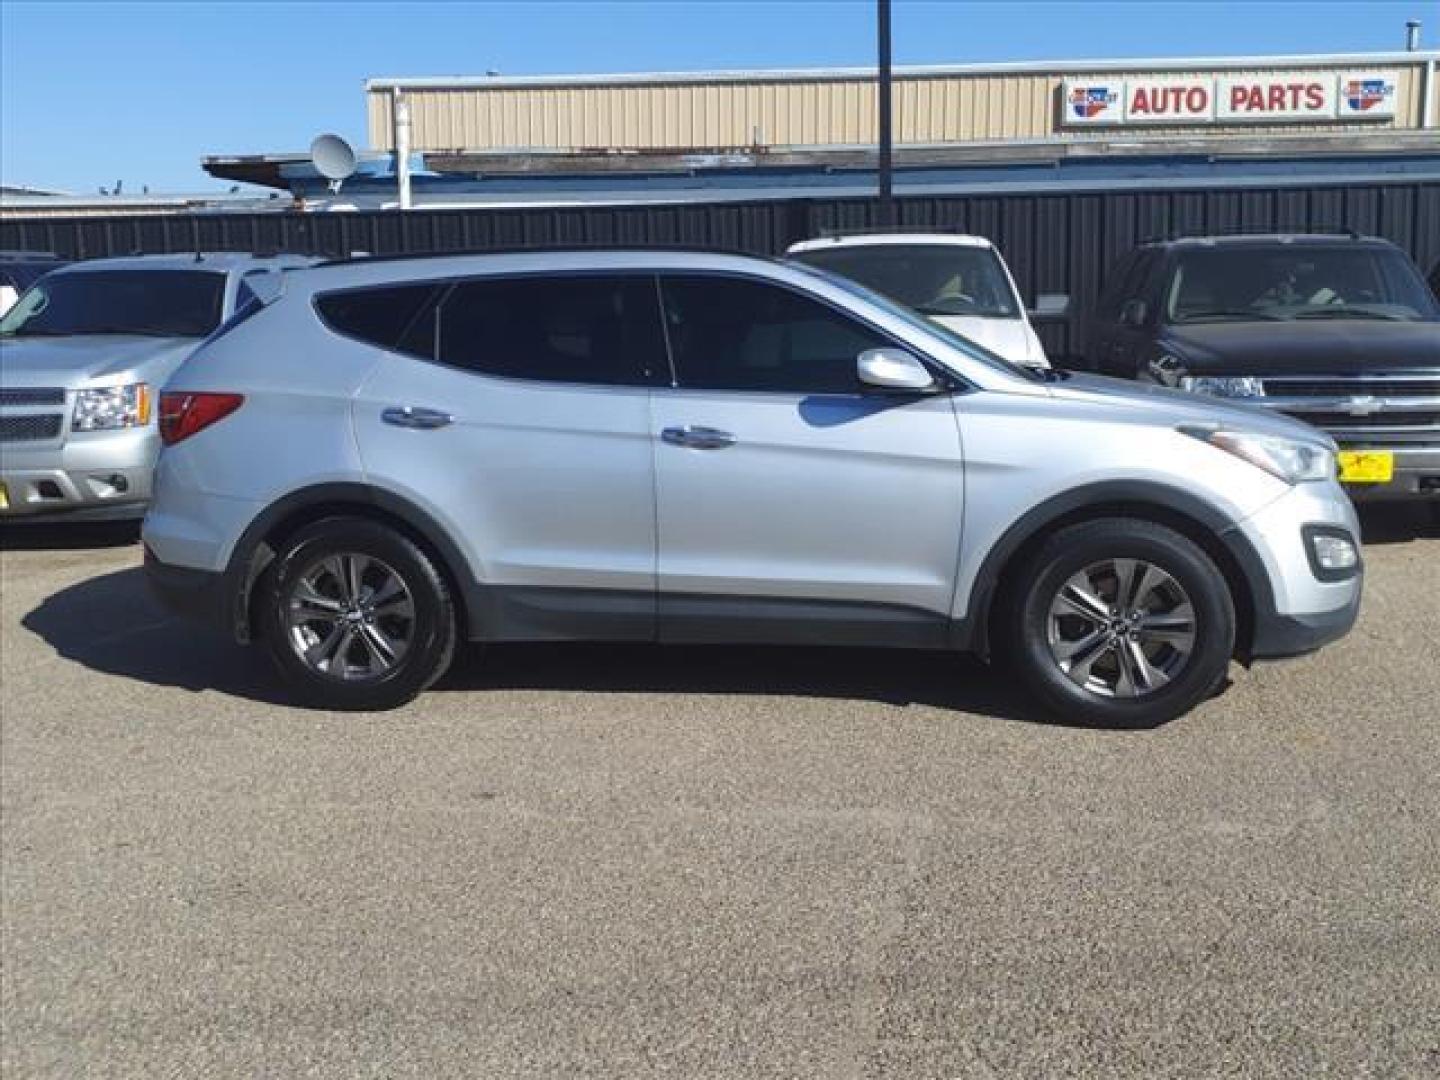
[284,553,416,681]
[1045,557,1198,699]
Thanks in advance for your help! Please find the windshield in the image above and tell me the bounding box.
[791,244,1022,319]
[787,260,1042,383]
[1165,247,1438,324]
[0,269,226,338]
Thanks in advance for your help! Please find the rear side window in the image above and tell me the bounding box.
[316,284,442,358]
[660,275,890,394]
[435,275,666,386]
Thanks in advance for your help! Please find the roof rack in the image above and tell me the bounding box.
[313,243,780,269]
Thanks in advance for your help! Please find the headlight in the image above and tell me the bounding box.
[72,383,151,431]
[1178,375,1266,399]
[1183,427,1335,485]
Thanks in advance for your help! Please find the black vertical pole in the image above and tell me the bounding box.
[877,0,894,227]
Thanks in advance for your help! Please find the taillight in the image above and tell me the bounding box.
[158,392,244,446]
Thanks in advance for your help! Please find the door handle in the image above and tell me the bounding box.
[661,425,736,450]
[382,406,454,430]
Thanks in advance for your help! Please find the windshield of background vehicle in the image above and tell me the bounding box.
[1164,247,1439,324]
[791,245,1022,319]
[787,260,1043,383]
[0,269,227,338]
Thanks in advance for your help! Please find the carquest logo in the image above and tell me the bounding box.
[1069,85,1119,119]
[1344,79,1393,112]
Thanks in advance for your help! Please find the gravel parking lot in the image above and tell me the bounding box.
[2,507,1437,1078]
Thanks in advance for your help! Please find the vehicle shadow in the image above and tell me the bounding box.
[0,521,141,551]
[1355,503,1439,545]
[21,566,1135,728]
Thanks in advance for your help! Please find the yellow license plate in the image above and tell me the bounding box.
[0,482,8,510]
[1338,451,1394,484]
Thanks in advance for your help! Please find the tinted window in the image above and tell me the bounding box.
[0,269,226,338]
[791,245,1019,318]
[661,275,890,394]
[436,275,665,386]
[316,284,442,358]
[1163,247,1438,323]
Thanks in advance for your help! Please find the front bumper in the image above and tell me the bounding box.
[1251,588,1362,659]
[1230,480,1364,661]
[0,426,158,521]
[1338,444,1440,502]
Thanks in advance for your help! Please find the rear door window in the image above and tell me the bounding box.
[315,284,444,359]
[659,275,890,394]
[434,274,666,387]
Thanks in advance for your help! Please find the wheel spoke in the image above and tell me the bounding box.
[304,621,347,669]
[1138,603,1196,647]
[1121,638,1168,696]
[369,574,405,608]
[342,555,369,605]
[1056,574,1111,622]
[1111,559,1139,610]
[292,581,343,615]
[1130,563,1168,610]
[359,623,399,669]
[320,555,350,603]
[1063,633,1113,686]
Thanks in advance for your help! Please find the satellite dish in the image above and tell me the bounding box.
[310,133,356,190]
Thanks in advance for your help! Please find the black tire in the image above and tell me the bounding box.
[257,517,457,711]
[1000,518,1236,728]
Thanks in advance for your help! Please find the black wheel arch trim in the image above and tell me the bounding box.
[221,482,482,644]
[954,479,1277,662]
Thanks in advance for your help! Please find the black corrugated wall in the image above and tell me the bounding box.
[4,180,1437,361]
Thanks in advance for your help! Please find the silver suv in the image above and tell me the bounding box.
[0,253,314,521]
[143,250,1363,725]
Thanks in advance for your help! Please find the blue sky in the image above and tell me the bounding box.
[1,1,1430,193]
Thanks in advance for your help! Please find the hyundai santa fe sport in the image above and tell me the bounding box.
[143,250,1363,725]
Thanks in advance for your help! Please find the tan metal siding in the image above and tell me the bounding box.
[367,62,1433,151]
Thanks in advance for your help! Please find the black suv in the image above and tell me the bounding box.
[1084,235,1440,502]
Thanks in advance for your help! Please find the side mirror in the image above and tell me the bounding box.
[1120,298,1149,328]
[857,348,937,393]
[1030,293,1070,319]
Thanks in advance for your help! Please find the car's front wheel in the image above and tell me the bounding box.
[258,517,457,710]
[1002,518,1236,728]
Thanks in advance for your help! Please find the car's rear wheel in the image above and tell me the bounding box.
[258,517,456,710]
[1002,518,1235,728]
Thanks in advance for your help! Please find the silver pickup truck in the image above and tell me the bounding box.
[0,252,314,521]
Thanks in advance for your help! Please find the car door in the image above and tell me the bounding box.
[651,273,965,646]
[1104,250,1164,377]
[349,273,668,640]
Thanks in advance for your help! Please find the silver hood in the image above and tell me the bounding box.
[0,334,196,388]
[1044,372,1335,446]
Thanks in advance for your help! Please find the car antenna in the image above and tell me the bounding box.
[190,217,203,263]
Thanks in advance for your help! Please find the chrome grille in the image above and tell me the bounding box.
[1263,378,1440,398]
[0,414,63,442]
[1257,372,1440,442]
[0,387,65,407]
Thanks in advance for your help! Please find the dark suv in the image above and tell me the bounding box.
[1084,235,1440,502]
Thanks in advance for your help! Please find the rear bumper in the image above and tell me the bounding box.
[144,547,232,634]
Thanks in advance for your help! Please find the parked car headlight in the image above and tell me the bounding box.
[1178,375,1266,399]
[72,383,151,431]
[1184,427,1334,485]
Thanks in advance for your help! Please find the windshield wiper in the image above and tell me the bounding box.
[1291,308,1406,322]
[1176,309,1285,323]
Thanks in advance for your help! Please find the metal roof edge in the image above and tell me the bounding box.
[365,51,1440,91]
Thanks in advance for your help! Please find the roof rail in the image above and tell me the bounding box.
[313,243,779,268]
